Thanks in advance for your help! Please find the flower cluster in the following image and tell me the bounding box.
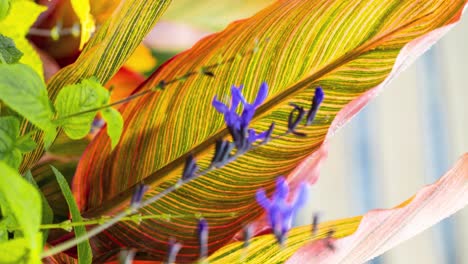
[256,176,309,245]
[212,82,274,154]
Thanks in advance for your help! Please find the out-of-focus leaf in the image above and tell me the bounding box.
[287,154,468,263]
[89,0,119,24]
[52,166,92,264]
[0,0,10,20]
[0,0,46,77]
[20,0,171,172]
[0,116,36,169]
[123,44,157,74]
[0,161,42,260]
[54,77,109,139]
[24,170,53,244]
[207,154,468,263]
[0,64,55,133]
[100,108,123,149]
[70,0,467,261]
[70,0,95,49]
[0,237,34,263]
[105,67,145,103]
[161,0,273,31]
[0,34,23,64]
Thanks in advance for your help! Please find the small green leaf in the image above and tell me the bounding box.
[0,34,22,64]
[55,77,109,139]
[0,64,55,132]
[15,135,37,153]
[0,237,31,263]
[101,107,123,149]
[43,125,58,150]
[51,166,92,264]
[0,162,42,251]
[0,234,42,264]
[0,116,36,169]
[0,0,11,20]
[24,170,53,244]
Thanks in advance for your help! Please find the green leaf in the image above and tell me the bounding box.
[51,166,92,264]
[0,161,42,253]
[0,237,36,263]
[100,107,123,149]
[0,0,46,77]
[15,136,37,153]
[70,0,95,49]
[54,77,109,139]
[0,64,55,132]
[0,34,22,64]
[0,116,36,169]
[43,126,58,150]
[69,0,467,261]
[0,0,11,20]
[24,170,53,244]
[20,0,171,172]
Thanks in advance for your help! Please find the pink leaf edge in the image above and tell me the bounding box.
[237,3,467,240]
[286,153,468,263]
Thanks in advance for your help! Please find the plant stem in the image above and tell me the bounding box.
[40,134,276,258]
[38,212,237,231]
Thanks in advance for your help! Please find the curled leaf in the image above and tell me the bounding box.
[286,153,468,263]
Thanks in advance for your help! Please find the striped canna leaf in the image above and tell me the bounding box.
[19,0,172,172]
[69,0,467,262]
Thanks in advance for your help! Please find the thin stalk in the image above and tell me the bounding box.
[36,212,237,231]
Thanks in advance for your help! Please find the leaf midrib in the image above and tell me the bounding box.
[84,13,431,217]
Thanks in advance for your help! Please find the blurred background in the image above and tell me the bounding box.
[28,0,467,262]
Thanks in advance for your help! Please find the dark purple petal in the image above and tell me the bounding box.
[231,85,245,110]
[212,96,229,113]
[313,86,325,105]
[275,176,289,200]
[253,82,268,108]
[231,85,247,108]
[130,184,148,207]
[255,189,271,209]
[197,218,209,260]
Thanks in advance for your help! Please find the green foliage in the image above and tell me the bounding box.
[0,0,11,20]
[101,107,123,149]
[0,116,36,169]
[0,161,42,263]
[24,170,53,244]
[0,0,46,77]
[54,77,123,149]
[52,166,92,264]
[0,34,22,64]
[0,63,56,148]
[54,77,109,139]
[0,237,34,263]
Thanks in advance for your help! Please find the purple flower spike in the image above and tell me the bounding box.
[212,83,274,152]
[130,184,148,207]
[306,86,325,125]
[256,176,309,245]
[198,218,209,260]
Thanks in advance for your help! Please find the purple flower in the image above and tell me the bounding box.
[256,176,309,245]
[212,82,272,152]
[197,218,209,260]
[306,87,325,125]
